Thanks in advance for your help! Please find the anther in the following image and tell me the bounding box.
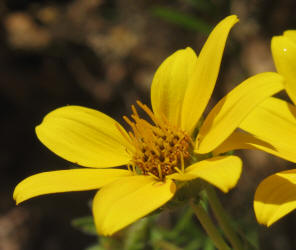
[148,172,160,180]
[136,100,158,125]
[174,167,183,175]
[131,105,139,118]
[127,163,132,172]
[131,163,136,174]
[115,123,132,144]
[157,164,163,179]
[180,153,185,173]
[174,135,180,140]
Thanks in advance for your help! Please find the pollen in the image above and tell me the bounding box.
[123,101,193,180]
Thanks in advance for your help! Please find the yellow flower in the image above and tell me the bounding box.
[13,15,284,236]
[225,30,296,227]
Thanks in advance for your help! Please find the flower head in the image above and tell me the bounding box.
[13,15,284,236]
[122,101,193,179]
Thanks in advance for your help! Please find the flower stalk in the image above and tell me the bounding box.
[205,184,244,250]
[190,199,230,250]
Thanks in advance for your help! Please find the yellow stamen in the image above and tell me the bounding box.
[130,163,135,174]
[180,153,185,173]
[157,164,163,180]
[115,123,132,145]
[124,101,192,180]
[127,163,131,172]
[174,167,183,175]
[148,172,160,180]
[136,100,158,125]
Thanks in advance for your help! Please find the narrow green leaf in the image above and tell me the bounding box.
[152,7,211,34]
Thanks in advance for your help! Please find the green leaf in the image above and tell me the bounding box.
[72,216,97,236]
[152,7,211,35]
[124,217,150,250]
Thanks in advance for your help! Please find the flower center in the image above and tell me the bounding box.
[123,101,193,180]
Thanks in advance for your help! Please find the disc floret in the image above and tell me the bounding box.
[123,101,193,180]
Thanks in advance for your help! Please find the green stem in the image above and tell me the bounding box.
[205,185,243,250]
[190,200,230,250]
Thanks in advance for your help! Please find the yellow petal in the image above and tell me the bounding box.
[284,30,296,43]
[181,15,238,134]
[36,106,133,168]
[14,169,132,205]
[196,72,284,154]
[93,175,176,236]
[271,35,296,104]
[254,169,296,226]
[168,156,242,193]
[151,47,198,128]
[239,97,296,163]
[213,130,279,156]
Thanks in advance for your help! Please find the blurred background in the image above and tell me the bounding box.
[1,0,296,249]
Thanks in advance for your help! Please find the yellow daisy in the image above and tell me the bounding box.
[226,30,296,227]
[13,15,284,236]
